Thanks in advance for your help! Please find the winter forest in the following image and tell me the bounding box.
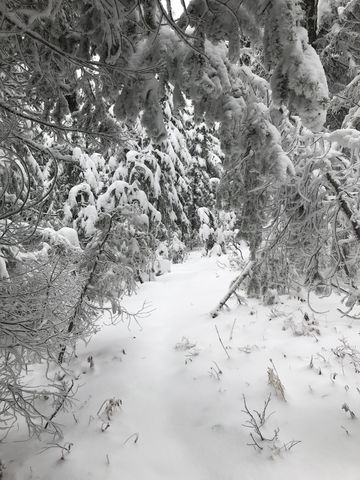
[1,0,360,478]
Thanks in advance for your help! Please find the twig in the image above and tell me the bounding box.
[242,394,276,442]
[229,318,237,341]
[209,367,221,381]
[123,432,139,445]
[247,432,263,451]
[215,325,230,359]
[44,380,74,430]
[342,403,356,419]
[212,361,222,374]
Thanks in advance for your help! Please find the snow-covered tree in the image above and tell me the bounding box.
[3,0,360,436]
[187,121,223,246]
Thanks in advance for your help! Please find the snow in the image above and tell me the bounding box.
[0,254,9,280]
[41,227,82,249]
[324,128,360,156]
[3,252,360,479]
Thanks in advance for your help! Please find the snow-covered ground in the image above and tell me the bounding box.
[3,252,360,479]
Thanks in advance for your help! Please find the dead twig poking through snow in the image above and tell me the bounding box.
[248,433,264,451]
[37,442,74,460]
[211,261,255,318]
[229,318,237,341]
[123,432,139,445]
[97,398,122,422]
[215,325,231,359]
[342,403,356,419]
[268,359,286,401]
[242,394,276,443]
[209,367,221,381]
[269,440,302,458]
[101,422,110,432]
[213,361,222,374]
[242,395,301,455]
[282,440,301,451]
[209,361,223,381]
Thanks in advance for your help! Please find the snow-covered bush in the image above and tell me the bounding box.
[154,242,171,277]
[0,242,88,436]
[168,233,187,264]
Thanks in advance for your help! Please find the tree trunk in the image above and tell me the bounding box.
[303,0,319,45]
[211,260,255,318]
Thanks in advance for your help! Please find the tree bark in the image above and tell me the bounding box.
[303,0,319,45]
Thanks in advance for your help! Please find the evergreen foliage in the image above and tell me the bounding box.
[1,0,360,436]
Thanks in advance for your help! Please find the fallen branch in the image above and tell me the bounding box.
[211,260,255,318]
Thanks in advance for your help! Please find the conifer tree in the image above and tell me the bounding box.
[3,0,360,435]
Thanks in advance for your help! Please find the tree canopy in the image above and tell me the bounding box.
[2,0,360,436]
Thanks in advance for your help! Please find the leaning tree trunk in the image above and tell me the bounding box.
[211,260,255,318]
[58,215,114,364]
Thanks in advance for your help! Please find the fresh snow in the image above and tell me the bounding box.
[3,252,360,479]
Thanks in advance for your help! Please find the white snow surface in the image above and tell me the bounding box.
[3,252,360,479]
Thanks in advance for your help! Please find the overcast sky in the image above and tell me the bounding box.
[162,0,188,18]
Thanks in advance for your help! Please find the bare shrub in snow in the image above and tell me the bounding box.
[332,338,360,374]
[242,394,300,455]
[282,311,320,337]
[242,394,277,449]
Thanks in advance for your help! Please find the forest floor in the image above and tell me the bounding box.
[3,251,360,480]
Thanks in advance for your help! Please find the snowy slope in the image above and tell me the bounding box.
[3,252,360,480]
